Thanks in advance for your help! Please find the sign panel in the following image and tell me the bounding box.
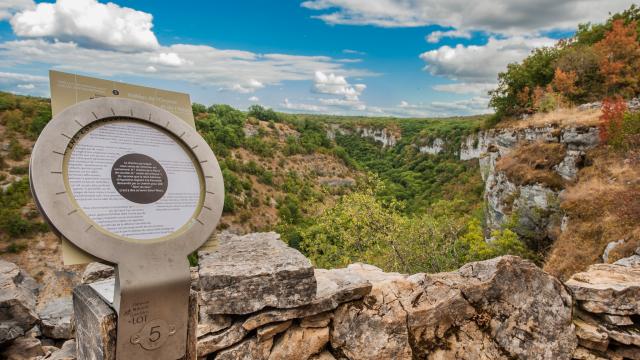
[49,70,195,128]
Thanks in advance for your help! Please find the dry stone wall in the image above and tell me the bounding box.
[2,233,639,359]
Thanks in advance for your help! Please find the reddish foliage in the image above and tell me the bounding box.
[595,19,640,97]
[599,96,627,143]
[552,68,578,99]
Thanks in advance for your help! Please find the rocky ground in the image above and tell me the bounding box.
[1,232,638,359]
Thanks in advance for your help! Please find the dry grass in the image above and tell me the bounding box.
[496,141,567,190]
[544,147,640,280]
[497,107,602,129]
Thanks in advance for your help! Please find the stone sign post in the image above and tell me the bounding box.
[30,97,224,359]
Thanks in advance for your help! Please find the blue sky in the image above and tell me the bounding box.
[0,0,635,117]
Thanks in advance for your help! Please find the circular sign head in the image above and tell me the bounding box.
[64,120,203,241]
[30,98,224,262]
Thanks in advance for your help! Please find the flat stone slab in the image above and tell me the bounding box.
[242,265,372,331]
[38,296,74,339]
[566,264,640,315]
[198,232,316,315]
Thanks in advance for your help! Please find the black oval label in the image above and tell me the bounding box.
[111,153,168,204]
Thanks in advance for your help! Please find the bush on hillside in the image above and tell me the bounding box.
[248,105,279,122]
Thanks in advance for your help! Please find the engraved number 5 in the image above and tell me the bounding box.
[149,326,161,342]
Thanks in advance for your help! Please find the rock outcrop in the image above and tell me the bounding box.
[566,252,640,359]
[326,124,399,147]
[417,138,445,155]
[0,259,39,344]
[37,297,74,340]
[461,125,599,246]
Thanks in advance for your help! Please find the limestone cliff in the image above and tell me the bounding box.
[461,125,600,249]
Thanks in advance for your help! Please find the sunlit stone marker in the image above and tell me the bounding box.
[30,97,224,360]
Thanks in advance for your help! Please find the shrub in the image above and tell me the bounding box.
[28,108,51,138]
[8,139,26,161]
[9,166,28,175]
[222,168,243,194]
[0,211,32,237]
[223,194,236,213]
[192,103,207,115]
[599,96,627,144]
[604,109,640,150]
[245,137,275,157]
[248,105,279,122]
[277,195,303,225]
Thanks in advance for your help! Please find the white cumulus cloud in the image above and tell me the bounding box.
[420,36,556,83]
[248,96,260,102]
[10,0,159,51]
[426,29,471,43]
[312,71,368,110]
[150,52,187,67]
[229,79,264,94]
[313,71,366,101]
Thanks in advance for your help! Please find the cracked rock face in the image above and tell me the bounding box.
[0,259,39,344]
[566,264,640,315]
[331,256,577,360]
[269,325,329,360]
[331,276,414,360]
[198,232,317,315]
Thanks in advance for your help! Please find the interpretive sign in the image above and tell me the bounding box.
[30,97,224,360]
[49,70,196,265]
